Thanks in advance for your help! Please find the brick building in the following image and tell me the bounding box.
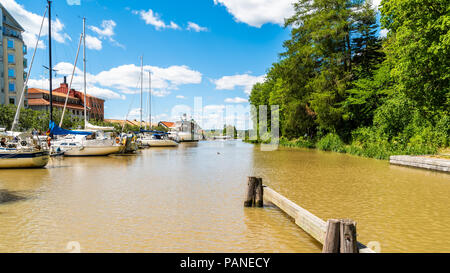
[27,77,105,120]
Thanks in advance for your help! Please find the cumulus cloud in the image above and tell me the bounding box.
[225,97,248,103]
[213,0,296,27]
[30,62,202,100]
[187,22,208,32]
[1,0,71,48]
[85,35,102,50]
[95,64,202,94]
[213,74,265,94]
[133,9,180,30]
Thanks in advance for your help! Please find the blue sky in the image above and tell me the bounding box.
[2,0,382,129]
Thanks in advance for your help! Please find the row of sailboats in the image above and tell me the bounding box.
[0,1,180,169]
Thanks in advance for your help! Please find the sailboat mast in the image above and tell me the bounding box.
[48,0,53,124]
[140,56,143,130]
[148,72,151,130]
[83,17,87,128]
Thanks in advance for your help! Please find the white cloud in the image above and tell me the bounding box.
[225,97,248,103]
[1,0,71,48]
[85,35,102,50]
[187,22,208,32]
[213,74,265,94]
[88,20,124,48]
[89,20,116,37]
[67,0,80,5]
[134,9,180,30]
[379,28,388,38]
[176,95,185,99]
[34,62,202,99]
[95,64,202,94]
[213,0,295,27]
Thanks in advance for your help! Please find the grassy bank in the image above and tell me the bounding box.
[246,133,444,161]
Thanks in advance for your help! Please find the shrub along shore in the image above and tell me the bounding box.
[246,132,441,161]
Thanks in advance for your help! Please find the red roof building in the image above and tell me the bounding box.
[26,77,105,120]
[158,121,176,129]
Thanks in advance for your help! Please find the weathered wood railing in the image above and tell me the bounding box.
[245,176,376,253]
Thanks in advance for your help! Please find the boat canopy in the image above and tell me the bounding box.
[49,121,92,136]
[139,129,169,135]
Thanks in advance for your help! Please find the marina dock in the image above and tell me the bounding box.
[390,155,450,172]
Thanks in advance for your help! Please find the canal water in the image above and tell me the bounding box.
[0,141,449,252]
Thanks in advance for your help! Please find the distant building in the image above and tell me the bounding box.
[158,121,176,130]
[0,3,27,106]
[105,119,154,128]
[27,77,105,120]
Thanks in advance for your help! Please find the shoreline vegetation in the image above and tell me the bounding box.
[245,134,445,161]
[247,0,449,160]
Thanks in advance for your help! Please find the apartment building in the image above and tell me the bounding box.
[0,3,26,107]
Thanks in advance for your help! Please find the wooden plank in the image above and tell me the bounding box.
[263,186,375,253]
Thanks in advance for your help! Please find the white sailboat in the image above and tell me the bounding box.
[137,65,177,147]
[0,4,49,169]
[50,17,122,156]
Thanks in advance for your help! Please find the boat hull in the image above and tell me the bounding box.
[0,151,50,169]
[177,132,199,142]
[62,145,122,157]
[147,139,178,147]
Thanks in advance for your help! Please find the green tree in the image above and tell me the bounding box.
[381,0,450,116]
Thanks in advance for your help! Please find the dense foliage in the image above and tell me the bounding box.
[249,0,449,159]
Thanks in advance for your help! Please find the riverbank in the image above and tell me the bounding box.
[245,134,447,161]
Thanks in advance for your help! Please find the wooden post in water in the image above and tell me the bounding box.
[255,178,264,207]
[322,219,341,253]
[340,219,358,253]
[244,177,264,207]
[244,176,258,207]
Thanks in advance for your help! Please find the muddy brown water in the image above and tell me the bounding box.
[0,141,448,252]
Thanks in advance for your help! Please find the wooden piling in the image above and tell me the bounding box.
[255,178,264,207]
[244,176,258,207]
[340,219,358,253]
[322,219,341,253]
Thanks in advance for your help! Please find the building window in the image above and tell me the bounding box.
[9,82,15,92]
[8,68,15,78]
[9,97,15,105]
[7,39,14,49]
[23,45,27,55]
[8,54,15,64]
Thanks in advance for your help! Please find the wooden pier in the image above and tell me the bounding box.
[390,155,450,172]
[245,177,376,253]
